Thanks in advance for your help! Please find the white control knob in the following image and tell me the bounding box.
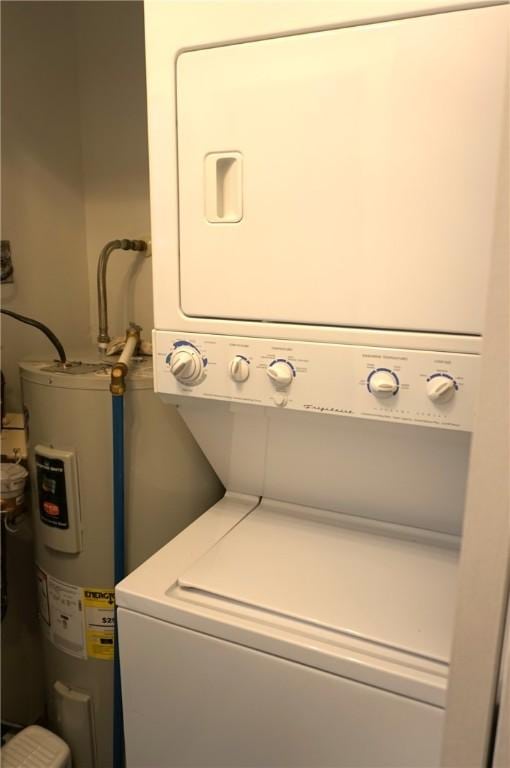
[368,370,398,398]
[427,375,456,404]
[267,360,294,389]
[169,346,203,384]
[229,356,250,383]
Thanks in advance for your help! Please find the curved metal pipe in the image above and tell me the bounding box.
[97,239,147,351]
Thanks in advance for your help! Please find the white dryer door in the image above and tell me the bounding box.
[177,6,507,334]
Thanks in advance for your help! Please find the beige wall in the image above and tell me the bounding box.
[73,1,153,348]
[1,1,152,726]
[1,2,91,412]
[1,1,91,724]
[1,2,152,407]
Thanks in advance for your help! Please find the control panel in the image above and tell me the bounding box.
[34,445,82,553]
[154,332,479,431]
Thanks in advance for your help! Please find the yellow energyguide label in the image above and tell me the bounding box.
[83,588,115,660]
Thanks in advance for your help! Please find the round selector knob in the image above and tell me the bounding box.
[267,360,295,389]
[368,369,399,398]
[168,345,203,384]
[229,356,250,383]
[427,375,456,404]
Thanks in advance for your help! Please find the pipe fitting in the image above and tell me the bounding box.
[110,324,142,395]
[126,322,142,340]
[128,240,147,252]
[110,363,128,397]
[118,324,141,367]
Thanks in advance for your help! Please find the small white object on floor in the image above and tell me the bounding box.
[1,725,71,768]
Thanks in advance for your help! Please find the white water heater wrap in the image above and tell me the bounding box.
[20,358,223,768]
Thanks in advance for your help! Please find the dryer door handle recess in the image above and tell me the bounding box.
[205,152,243,223]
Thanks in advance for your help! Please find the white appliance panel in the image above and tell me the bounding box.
[177,7,506,334]
[177,403,470,534]
[178,499,459,663]
[155,331,479,431]
[263,409,470,534]
[117,495,450,707]
[119,607,444,768]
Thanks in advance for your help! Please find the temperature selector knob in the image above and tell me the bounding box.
[427,375,456,404]
[229,356,250,383]
[368,370,399,398]
[267,360,295,389]
[168,345,203,384]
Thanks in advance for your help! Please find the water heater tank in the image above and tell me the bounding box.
[20,357,223,768]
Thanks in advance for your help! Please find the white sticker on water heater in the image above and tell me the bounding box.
[37,567,86,659]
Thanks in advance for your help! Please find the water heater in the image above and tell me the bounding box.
[21,357,222,767]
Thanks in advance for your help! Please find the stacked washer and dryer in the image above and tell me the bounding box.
[118,2,508,766]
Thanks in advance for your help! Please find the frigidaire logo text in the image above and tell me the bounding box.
[303,405,354,415]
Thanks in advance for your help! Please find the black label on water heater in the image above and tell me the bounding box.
[36,454,69,529]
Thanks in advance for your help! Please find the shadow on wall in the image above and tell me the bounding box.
[72,0,154,345]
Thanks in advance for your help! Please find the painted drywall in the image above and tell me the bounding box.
[0,1,91,724]
[72,1,153,349]
[1,1,151,401]
[1,3,91,411]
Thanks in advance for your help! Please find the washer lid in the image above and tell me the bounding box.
[178,499,459,664]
